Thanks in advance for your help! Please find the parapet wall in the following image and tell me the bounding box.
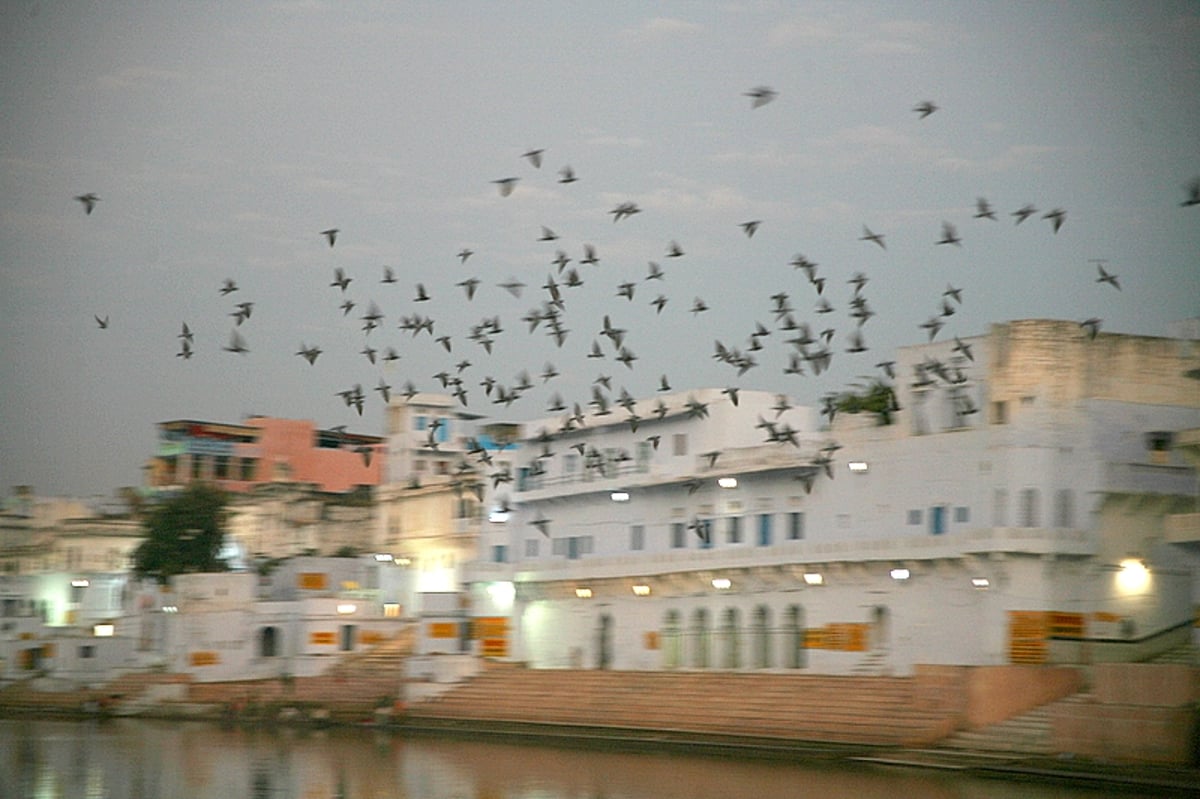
[914,664,1084,730]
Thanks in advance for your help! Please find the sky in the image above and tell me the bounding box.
[2,1,1198,501]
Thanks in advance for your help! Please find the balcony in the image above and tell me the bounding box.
[1101,461,1196,497]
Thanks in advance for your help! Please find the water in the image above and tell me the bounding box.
[0,718,1160,798]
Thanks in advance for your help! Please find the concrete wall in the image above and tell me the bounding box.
[913,664,1084,730]
[1052,664,1200,764]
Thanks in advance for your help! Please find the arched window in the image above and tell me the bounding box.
[721,608,741,669]
[662,610,682,669]
[259,626,279,658]
[784,605,806,669]
[690,608,710,668]
[752,605,771,669]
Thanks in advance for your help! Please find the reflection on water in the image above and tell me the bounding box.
[0,718,1146,799]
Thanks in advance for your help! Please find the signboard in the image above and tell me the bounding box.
[309,631,336,646]
[297,572,328,590]
[428,622,459,639]
[1048,612,1085,639]
[805,623,869,651]
[189,651,220,666]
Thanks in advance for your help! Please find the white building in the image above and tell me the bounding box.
[465,320,1200,675]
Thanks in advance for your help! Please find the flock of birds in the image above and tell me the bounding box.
[74,90,1198,498]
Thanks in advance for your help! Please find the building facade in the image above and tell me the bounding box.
[465,320,1200,674]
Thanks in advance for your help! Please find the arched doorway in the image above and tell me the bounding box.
[720,608,741,669]
[785,604,806,669]
[871,605,890,652]
[596,614,613,669]
[690,608,710,668]
[752,605,771,669]
[259,626,279,658]
[662,610,682,669]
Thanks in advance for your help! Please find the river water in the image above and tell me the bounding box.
[0,718,1162,798]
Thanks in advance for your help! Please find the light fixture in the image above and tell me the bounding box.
[394,557,412,566]
[374,553,393,562]
[803,572,824,586]
[93,624,114,637]
[489,509,511,522]
[336,603,357,614]
[632,584,651,596]
[848,461,869,473]
[890,568,910,581]
[162,605,178,613]
[575,587,593,599]
[487,581,516,605]
[711,577,732,590]
[971,577,990,589]
[71,579,90,588]
[1116,559,1150,594]
[611,491,630,502]
[718,477,738,489]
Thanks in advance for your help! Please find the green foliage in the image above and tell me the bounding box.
[133,483,230,583]
[834,380,898,425]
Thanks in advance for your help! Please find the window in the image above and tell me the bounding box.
[1054,489,1073,528]
[991,401,1008,424]
[563,453,578,478]
[697,520,713,549]
[630,524,645,551]
[191,456,203,479]
[670,523,686,549]
[524,539,539,558]
[491,545,507,563]
[907,509,923,525]
[673,434,688,456]
[726,516,743,544]
[1019,488,1040,528]
[414,415,428,431]
[636,441,652,472]
[435,460,449,475]
[929,505,946,535]
[993,489,1008,526]
[757,514,773,546]
[240,457,256,481]
[79,645,95,659]
[954,506,970,523]
[787,512,804,541]
[214,455,229,479]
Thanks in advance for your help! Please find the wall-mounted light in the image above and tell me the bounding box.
[374,553,393,562]
[71,579,90,588]
[848,461,869,473]
[803,572,824,586]
[575,587,593,599]
[337,603,357,614]
[971,577,990,589]
[93,624,114,637]
[717,477,738,489]
[890,568,910,581]
[711,577,732,590]
[632,584,651,596]
[611,491,630,502]
[489,509,511,523]
[394,557,412,567]
[162,605,178,613]
[1116,559,1150,594]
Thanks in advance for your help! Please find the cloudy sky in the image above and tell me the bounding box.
[2,1,1197,500]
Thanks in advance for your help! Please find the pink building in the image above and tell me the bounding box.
[147,417,383,494]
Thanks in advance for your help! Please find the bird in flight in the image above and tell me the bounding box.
[493,177,519,197]
[223,329,249,354]
[296,343,322,365]
[1043,208,1066,234]
[330,267,352,292]
[1080,318,1102,340]
[860,225,886,249]
[75,193,100,214]
[740,220,761,238]
[1094,261,1120,290]
[1012,204,1038,225]
[94,314,109,329]
[913,100,938,118]
[321,228,339,247]
[522,149,544,168]
[744,86,777,108]
[381,265,397,284]
[457,248,474,263]
[219,278,238,295]
[558,165,578,184]
[1182,177,1200,207]
[936,221,962,247]
[974,198,997,220]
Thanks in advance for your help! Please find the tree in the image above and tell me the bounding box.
[834,380,899,426]
[133,483,230,583]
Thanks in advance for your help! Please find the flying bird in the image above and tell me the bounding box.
[75,193,100,214]
[381,266,397,284]
[740,220,761,238]
[913,100,938,118]
[1043,208,1066,233]
[457,248,474,263]
[296,343,322,365]
[860,225,886,249]
[558,165,578,184]
[223,329,249,354]
[94,314,109,329]
[744,86,777,108]
[974,197,997,220]
[936,221,962,247]
[1095,262,1120,290]
[178,322,193,344]
[1181,177,1200,207]
[320,228,339,247]
[219,278,238,295]
[1012,204,1038,225]
[1080,318,1102,340]
[493,177,519,197]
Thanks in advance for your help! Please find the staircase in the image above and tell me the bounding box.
[406,668,959,747]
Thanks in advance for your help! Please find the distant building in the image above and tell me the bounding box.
[146,416,384,495]
[465,320,1200,674]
